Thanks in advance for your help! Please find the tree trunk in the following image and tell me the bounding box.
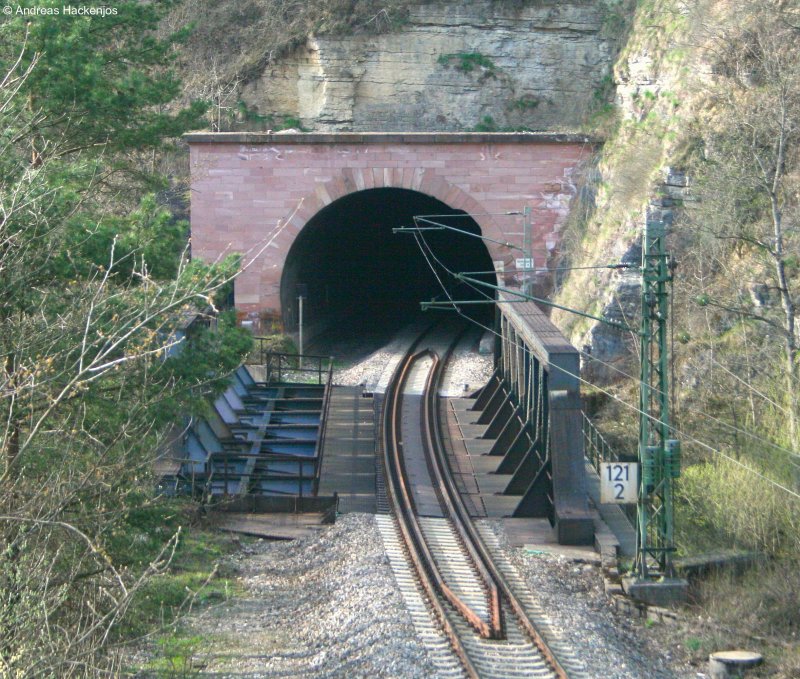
[785,339,799,450]
[3,353,19,475]
[767,144,798,446]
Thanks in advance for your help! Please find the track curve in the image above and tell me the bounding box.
[380,323,587,679]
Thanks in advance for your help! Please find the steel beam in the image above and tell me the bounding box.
[487,407,524,457]
[482,397,516,439]
[471,368,502,411]
[476,382,509,424]
[511,462,553,519]
[503,440,547,495]
[495,427,535,473]
[496,292,594,544]
[549,391,594,545]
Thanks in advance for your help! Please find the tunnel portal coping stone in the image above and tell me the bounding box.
[184,131,601,145]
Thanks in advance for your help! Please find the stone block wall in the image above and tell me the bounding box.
[188,132,594,324]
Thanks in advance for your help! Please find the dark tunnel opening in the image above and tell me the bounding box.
[280,188,496,341]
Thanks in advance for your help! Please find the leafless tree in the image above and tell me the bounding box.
[687,2,800,448]
[0,47,252,675]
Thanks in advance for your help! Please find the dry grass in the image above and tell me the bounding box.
[672,560,800,678]
[168,0,412,89]
[699,559,800,639]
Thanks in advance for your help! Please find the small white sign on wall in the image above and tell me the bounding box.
[600,462,639,504]
[515,257,535,271]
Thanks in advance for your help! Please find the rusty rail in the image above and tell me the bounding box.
[388,351,493,637]
[382,348,481,678]
[383,327,573,678]
[427,347,570,679]
[421,350,504,640]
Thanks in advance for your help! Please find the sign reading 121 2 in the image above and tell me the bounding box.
[600,462,638,504]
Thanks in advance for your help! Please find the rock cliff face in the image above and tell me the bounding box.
[578,169,690,384]
[551,1,704,383]
[239,1,616,131]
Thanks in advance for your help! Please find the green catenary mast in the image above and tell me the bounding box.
[636,210,680,578]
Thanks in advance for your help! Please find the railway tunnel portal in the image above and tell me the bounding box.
[279,187,496,337]
[187,132,594,335]
[186,132,598,544]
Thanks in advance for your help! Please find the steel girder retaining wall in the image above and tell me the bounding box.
[473,292,593,545]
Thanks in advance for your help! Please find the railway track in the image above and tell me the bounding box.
[379,324,587,679]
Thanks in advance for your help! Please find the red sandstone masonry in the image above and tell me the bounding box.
[187,132,596,319]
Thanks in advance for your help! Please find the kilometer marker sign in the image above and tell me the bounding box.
[600,462,638,504]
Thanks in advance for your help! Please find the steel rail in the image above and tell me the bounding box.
[426,347,571,679]
[382,347,482,678]
[382,324,575,678]
[420,350,504,640]
[388,350,493,637]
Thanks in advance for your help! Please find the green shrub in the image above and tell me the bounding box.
[676,460,800,556]
[144,634,207,677]
[437,52,497,77]
[698,557,800,638]
[473,115,499,132]
[508,95,540,111]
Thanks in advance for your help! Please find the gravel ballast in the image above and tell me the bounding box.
[145,334,697,677]
[332,324,493,397]
[171,514,434,678]
[149,513,697,678]
[480,520,695,679]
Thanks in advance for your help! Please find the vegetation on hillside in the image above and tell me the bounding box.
[556,0,800,671]
[0,2,252,674]
[0,0,798,673]
[167,0,413,131]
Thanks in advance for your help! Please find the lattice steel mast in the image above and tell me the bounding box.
[636,211,680,578]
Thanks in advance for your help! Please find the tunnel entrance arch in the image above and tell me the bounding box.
[187,132,594,325]
[280,188,496,339]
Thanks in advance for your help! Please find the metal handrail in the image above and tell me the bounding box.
[263,352,330,384]
[246,339,332,383]
[582,411,618,474]
[312,359,335,496]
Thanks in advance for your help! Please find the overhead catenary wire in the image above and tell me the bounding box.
[412,210,564,219]
[570,344,800,462]
[410,226,800,501]
[468,305,800,501]
[708,353,791,415]
[457,264,637,275]
[414,225,800,463]
[548,356,800,501]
